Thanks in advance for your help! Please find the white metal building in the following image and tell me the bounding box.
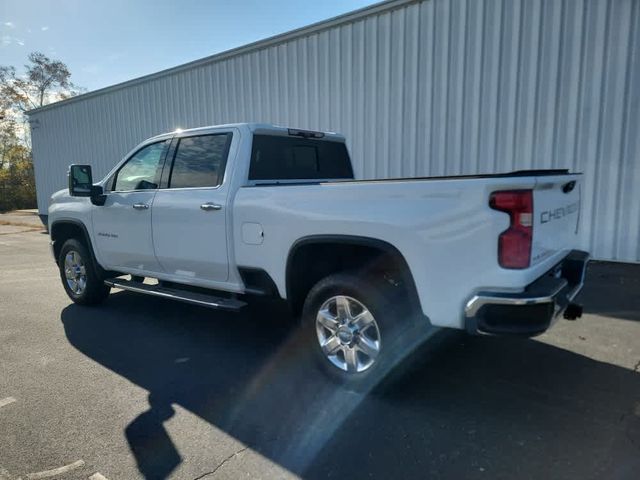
[28,0,640,263]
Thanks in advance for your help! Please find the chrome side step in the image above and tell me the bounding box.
[104,278,246,311]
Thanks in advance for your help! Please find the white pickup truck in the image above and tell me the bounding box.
[49,123,588,383]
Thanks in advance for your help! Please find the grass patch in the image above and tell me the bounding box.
[0,219,45,229]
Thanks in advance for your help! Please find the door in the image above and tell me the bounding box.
[151,132,232,283]
[92,140,169,272]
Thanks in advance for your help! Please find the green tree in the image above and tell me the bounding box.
[0,142,36,211]
[0,52,80,211]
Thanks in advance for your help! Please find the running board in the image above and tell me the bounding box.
[104,279,246,311]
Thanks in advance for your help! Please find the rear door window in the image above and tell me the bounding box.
[249,135,353,181]
[168,133,232,189]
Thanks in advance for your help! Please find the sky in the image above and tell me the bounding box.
[1,0,378,93]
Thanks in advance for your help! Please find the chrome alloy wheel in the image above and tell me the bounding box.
[64,250,87,295]
[315,295,381,373]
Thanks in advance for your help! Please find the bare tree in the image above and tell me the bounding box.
[0,51,79,113]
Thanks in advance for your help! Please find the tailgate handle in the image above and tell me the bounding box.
[562,181,576,193]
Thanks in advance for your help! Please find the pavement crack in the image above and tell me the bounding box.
[193,446,249,480]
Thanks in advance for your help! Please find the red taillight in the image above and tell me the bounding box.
[489,190,533,269]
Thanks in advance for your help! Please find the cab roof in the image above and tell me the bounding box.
[146,123,345,143]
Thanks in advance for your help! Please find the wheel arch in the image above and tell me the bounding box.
[285,235,421,316]
[50,219,101,272]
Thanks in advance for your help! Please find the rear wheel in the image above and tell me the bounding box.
[315,294,382,373]
[58,238,110,305]
[302,273,416,389]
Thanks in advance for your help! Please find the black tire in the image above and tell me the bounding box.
[302,272,423,390]
[58,238,110,305]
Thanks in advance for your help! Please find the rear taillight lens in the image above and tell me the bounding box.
[489,190,533,269]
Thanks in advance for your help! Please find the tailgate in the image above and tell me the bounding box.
[531,174,582,266]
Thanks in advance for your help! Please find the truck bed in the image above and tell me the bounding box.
[235,169,583,330]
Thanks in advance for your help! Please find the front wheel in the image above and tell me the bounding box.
[302,273,418,389]
[58,238,110,305]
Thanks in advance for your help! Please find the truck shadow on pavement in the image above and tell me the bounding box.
[578,262,640,322]
[61,289,640,479]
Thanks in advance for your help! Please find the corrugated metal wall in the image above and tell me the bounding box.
[30,0,640,262]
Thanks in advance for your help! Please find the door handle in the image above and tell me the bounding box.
[132,203,149,210]
[200,202,222,211]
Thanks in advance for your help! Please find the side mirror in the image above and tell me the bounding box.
[68,165,93,197]
[68,164,106,206]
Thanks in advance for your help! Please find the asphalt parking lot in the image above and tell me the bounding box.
[1,224,639,479]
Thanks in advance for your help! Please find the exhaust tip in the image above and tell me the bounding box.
[563,303,583,320]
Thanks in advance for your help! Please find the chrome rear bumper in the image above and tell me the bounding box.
[465,250,589,336]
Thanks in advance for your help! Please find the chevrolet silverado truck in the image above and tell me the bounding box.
[49,123,589,383]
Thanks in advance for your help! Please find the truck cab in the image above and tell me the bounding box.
[52,124,353,293]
